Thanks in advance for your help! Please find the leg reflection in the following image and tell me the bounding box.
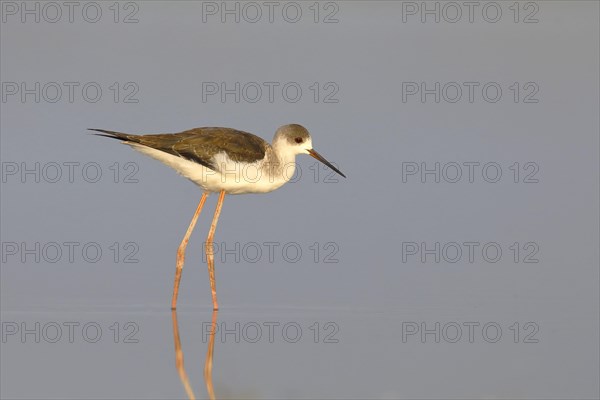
[204,310,218,400]
[171,310,218,400]
[171,310,196,400]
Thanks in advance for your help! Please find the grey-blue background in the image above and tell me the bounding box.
[1,1,598,398]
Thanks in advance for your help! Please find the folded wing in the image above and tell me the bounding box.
[90,127,268,172]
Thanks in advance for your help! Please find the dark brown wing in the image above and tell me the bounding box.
[90,127,267,171]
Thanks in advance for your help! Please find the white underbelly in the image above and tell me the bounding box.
[128,143,289,194]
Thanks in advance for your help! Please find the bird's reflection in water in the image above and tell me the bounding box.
[171,310,218,400]
[203,311,217,400]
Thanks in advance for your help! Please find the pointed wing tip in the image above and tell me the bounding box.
[88,129,128,141]
[88,128,111,134]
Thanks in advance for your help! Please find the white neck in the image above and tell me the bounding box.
[262,140,300,183]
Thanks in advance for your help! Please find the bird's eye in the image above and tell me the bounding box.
[295,137,303,144]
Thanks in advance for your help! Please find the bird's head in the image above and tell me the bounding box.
[273,124,346,178]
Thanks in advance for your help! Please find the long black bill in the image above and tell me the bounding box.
[308,149,346,178]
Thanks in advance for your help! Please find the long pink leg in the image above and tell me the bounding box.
[205,190,226,310]
[171,192,208,310]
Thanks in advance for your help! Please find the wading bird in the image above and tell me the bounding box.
[91,124,345,310]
